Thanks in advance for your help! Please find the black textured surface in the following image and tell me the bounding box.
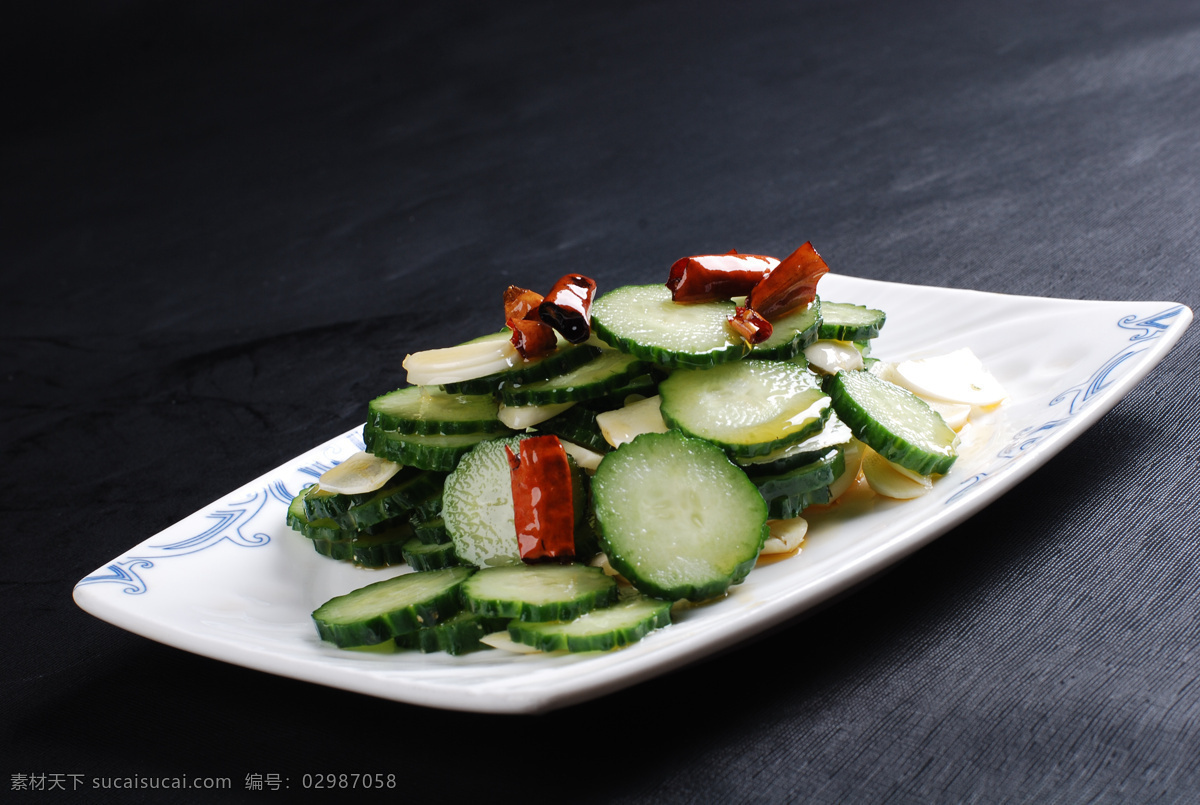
[3,1,1198,802]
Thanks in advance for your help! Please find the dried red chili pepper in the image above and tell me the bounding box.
[505,436,576,562]
[746,241,829,320]
[538,274,597,344]
[666,252,779,303]
[503,285,544,322]
[728,305,774,344]
[507,317,558,360]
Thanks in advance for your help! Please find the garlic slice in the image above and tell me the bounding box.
[892,347,1007,407]
[761,516,808,555]
[862,448,933,499]
[804,340,864,374]
[497,400,575,430]
[403,338,522,387]
[479,631,542,654]
[827,436,866,502]
[595,395,669,449]
[559,440,605,473]
[317,451,402,495]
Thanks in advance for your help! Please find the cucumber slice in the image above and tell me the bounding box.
[736,411,853,475]
[441,436,524,568]
[825,369,958,476]
[817,302,886,341]
[442,436,589,568]
[461,563,619,622]
[750,447,845,520]
[410,514,450,545]
[395,610,509,655]
[658,360,831,457]
[534,405,613,454]
[402,537,461,571]
[592,430,769,601]
[500,350,651,407]
[311,566,474,647]
[591,284,748,368]
[750,298,822,360]
[439,331,601,395]
[312,522,416,568]
[332,471,435,529]
[364,425,507,472]
[288,488,406,541]
[367,386,505,435]
[507,592,672,652]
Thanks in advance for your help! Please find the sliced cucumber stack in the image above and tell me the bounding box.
[591,284,747,368]
[817,302,886,341]
[592,430,769,601]
[364,426,507,472]
[461,563,619,621]
[658,360,831,457]
[825,369,958,476]
[311,566,474,647]
[749,447,846,520]
[507,592,672,652]
[367,386,505,435]
[501,350,651,406]
[395,610,509,655]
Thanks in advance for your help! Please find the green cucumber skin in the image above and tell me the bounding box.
[737,413,853,476]
[395,611,508,655]
[507,596,673,653]
[501,352,654,407]
[751,448,845,519]
[657,361,833,458]
[766,485,833,519]
[460,565,619,622]
[824,370,958,476]
[817,302,886,342]
[591,285,750,369]
[410,514,451,545]
[311,567,475,648]
[364,425,506,472]
[367,387,506,435]
[311,523,415,568]
[534,405,613,454]
[592,430,769,602]
[402,538,461,571]
[440,343,602,395]
[750,298,823,360]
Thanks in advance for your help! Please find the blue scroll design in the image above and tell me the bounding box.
[947,305,1184,505]
[77,446,355,594]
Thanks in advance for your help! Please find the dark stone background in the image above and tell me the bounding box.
[3,1,1197,802]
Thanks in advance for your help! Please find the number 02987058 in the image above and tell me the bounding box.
[301,773,396,789]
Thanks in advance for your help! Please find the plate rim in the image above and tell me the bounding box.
[73,275,1194,713]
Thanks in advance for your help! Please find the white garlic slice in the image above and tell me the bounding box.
[892,347,1007,407]
[595,395,669,449]
[317,451,402,495]
[804,340,864,374]
[497,400,575,430]
[760,516,808,555]
[862,448,933,500]
[403,338,522,387]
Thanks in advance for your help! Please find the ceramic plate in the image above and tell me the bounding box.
[73,276,1192,714]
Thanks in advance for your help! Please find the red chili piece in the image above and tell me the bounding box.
[507,317,558,360]
[504,285,545,322]
[728,306,774,344]
[746,241,830,320]
[538,274,597,344]
[505,436,576,562]
[666,253,779,303]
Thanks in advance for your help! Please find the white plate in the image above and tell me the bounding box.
[73,276,1192,714]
